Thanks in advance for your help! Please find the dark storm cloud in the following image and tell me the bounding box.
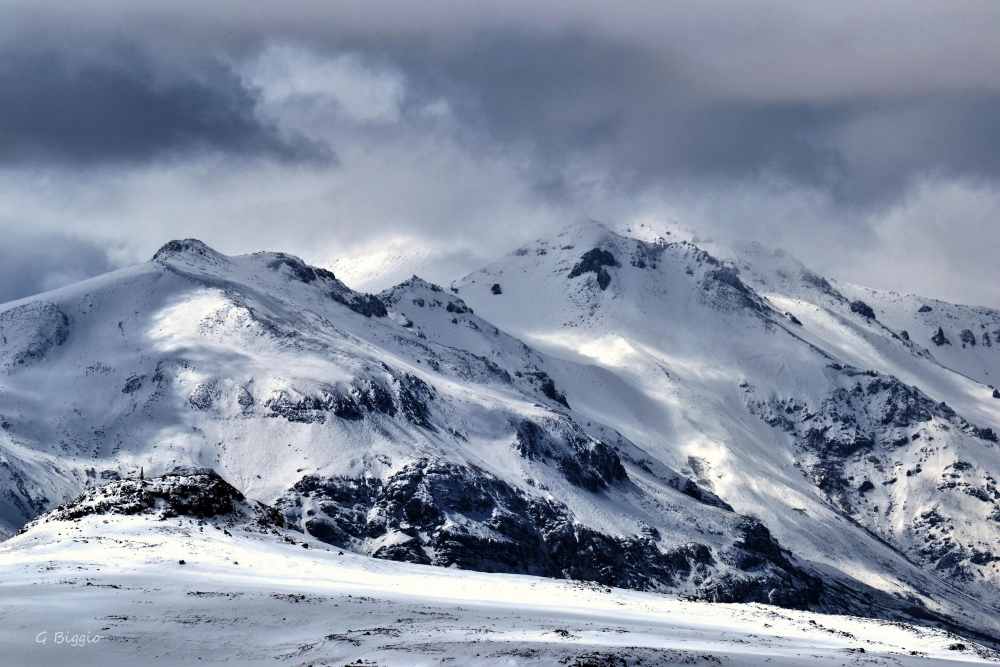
[387,30,1000,207]
[0,49,330,165]
[2,1,1000,307]
[0,5,998,207]
[0,232,118,304]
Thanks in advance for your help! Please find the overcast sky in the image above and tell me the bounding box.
[2,1,1000,306]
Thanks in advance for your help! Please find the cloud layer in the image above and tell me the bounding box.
[2,2,1000,307]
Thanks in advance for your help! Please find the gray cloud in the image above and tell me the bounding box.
[0,49,330,165]
[1,7,997,204]
[379,30,1000,208]
[0,231,119,303]
[1,2,1000,308]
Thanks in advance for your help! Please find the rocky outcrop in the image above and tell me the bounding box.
[19,469,284,533]
[703,267,769,313]
[748,367,997,511]
[277,460,820,607]
[263,371,432,428]
[0,301,70,370]
[513,418,625,491]
[568,248,617,290]
[850,301,876,320]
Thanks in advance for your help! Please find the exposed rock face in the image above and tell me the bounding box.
[918,305,933,313]
[262,370,432,429]
[702,267,769,313]
[333,292,387,318]
[152,239,221,262]
[960,329,977,347]
[0,301,69,370]
[277,460,821,607]
[748,367,997,511]
[746,367,1000,602]
[491,283,503,295]
[932,327,950,346]
[19,470,284,533]
[568,248,616,290]
[801,270,843,299]
[850,301,876,320]
[525,371,570,409]
[512,418,624,491]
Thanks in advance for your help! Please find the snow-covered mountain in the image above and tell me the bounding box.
[5,224,1000,645]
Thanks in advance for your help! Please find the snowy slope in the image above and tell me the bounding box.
[5,226,1000,642]
[3,483,996,666]
[0,238,828,612]
[324,237,483,293]
[455,222,1000,625]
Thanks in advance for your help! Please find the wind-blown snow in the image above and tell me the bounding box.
[1,513,993,666]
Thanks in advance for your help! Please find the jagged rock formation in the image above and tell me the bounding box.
[568,248,617,290]
[19,469,283,534]
[276,460,820,606]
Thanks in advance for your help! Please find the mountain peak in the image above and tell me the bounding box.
[151,238,224,263]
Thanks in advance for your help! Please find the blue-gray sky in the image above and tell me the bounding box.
[2,1,1000,306]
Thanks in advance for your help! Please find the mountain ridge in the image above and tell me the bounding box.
[3,226,1000,641]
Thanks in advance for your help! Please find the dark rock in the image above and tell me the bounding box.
[491,283,502,295]
[512,418,626,491]
[188,384,213,410]
[747,367,999,507]
[785,312,803,326]
[850,301,876,319]
[24,471,283,531]
[931,327,950,346]
[960,329,976,347]
[122,375,144,394]
[568,248,617,278]
[265,379,400,424]
[527,371,570,408]
[267,254,317,283]
[858,480,875,494]
[993,389,1000,399]
[279,461,816,607]
[918,305,933,313]
[331,292,387,318]
[800,271,843,299]
[973,426,998,442]
[151,239,217,262]
[900,330,909,340]
[708,267,749,294]
[568,248,616,290]
[679,478,734,511]
[703,267,767,312]
[395,372,435,430]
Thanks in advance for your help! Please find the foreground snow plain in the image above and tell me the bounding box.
[1,514,994,666]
